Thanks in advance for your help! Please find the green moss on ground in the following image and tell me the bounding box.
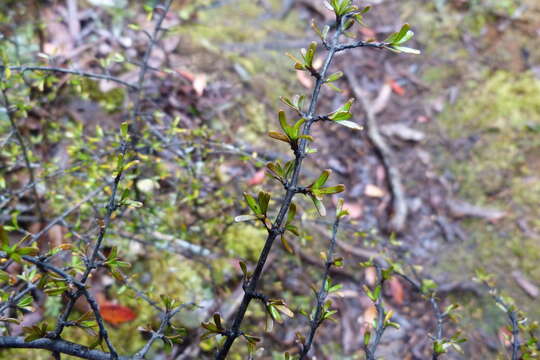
[436,71,540,322]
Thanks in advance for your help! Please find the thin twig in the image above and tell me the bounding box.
[299,215,341,359]
[0,65,138,90]
[1,84,45,223]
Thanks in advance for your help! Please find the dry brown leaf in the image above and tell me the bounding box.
[365,184,385,198]
[342,201,362,219]
[365,266,377,286]
[362,304,377,328]
[389,277,405,305]
[359,27,376,39]
[193,74,207,97]
[498,326,512,347]
[247,169,266,186]
[389,79,406,96]
[296,70,313,89]
[313,56,324,70]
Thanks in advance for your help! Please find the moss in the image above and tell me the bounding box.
[223,223,266,261]
[435,71,540,323]
[441,72,540,136]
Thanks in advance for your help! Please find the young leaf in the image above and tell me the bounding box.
[281,235,294,254]
[313,184,346,195]
[235,215,258,222]
[335,120,363,130]
[268,131,291,144]
[312,169,331,189]
[326,71,343,83]
[257,191,271,215]
[390,45,421,55]
[310,195,327,217]
[244,193,261,215]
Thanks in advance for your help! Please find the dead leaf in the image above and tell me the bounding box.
[296,70,313,89]
[359,27,376,39]
[365,184,385,198]
[365,266,377,286]
[388,277,405,305]
[362,305,377,328]
[313,56,324,70]
[247,169,266,186]
[416,115,430,123]
[342,201,362,219]
[99,300,137,325]
[498,326,512,347]
[178,69,196,82]
[389,79,405,96]
[193,74,207,97]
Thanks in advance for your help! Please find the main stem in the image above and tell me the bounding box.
[214,20,344,360]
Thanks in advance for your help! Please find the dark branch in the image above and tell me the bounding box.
[0,337,129,360]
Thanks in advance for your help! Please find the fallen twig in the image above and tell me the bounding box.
[344,69,408,233]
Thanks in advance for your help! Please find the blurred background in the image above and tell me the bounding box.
[1,0,540,359]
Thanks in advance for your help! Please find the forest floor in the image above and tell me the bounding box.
[181,0,540,358]
[3,0,540,359]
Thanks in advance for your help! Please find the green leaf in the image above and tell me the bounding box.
[330,112,352,121]
[285,224,299,236]
[304,42,317,67]
[326,71,343,83]
[244,193,261,215]
[364,330,371,346]
[397,29,415,44]
[278,111,292,137]
[213,313,223,330]
[17,247,38,256]
[385,24,411,44]
[310,195,326,217]
[239,261,248,277]
[279,96,297,112]
[257,191,271,215]
[313,184,346,195]
[286,203,296,225]
[313,170,331,189]
[268,304,282,323]
[326,82,343,93]
[298,134,314,142]
[281,235,294,254]
[120,122,128,138]
[291,118,306,139]
[0,226,9,247]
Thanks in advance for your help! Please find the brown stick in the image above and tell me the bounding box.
[344,69,408,233]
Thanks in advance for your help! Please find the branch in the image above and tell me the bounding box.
[0,337,129,360]
[0,65,138,90]
[132,0,174,132]
[1,83,45,223]
[299,212,342,359]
